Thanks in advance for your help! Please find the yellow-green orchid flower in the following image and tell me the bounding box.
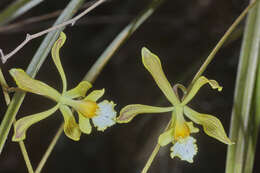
[117,47,233,163]
[11,32,116,142]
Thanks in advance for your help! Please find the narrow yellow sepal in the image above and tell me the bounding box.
[117,104,174,123]
[12,105,59,142]
[51,32,67,93]
[182,76,222,105]
[184,106,234,145]
[142,47,180,105]
[64,81,92,99]
[9,68,61,102]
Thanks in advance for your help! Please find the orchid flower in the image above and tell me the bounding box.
[11,32,117,142]
[117,47,233,163]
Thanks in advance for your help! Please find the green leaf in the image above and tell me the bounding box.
[51,32,67,93]
[182,76,222,105]
[142,47,180,105]
[184,106,233,145]
[12,105,59,141]
[117,104,174,123]
[59,105,81,141]
[0,0,43,25]
[9,68,61,101]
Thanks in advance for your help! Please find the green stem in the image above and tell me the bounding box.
[35,124,63,173]
[190,0,257,87]
[16,124,34,173]
[225,1,260,173]
[141,120,171,173]
[0,0,86,155]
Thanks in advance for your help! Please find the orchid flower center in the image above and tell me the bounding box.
[76,100,99,118]
[174,121,190,141]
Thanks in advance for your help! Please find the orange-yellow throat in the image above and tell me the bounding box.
[74,100,99,118]
[174,122,190,140]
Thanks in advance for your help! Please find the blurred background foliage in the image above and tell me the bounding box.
[0,0,259,172]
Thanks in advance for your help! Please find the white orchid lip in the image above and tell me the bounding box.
[92,100,117,131]
[170,136,198,163]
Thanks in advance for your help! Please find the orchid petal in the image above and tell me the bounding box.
[12,105,59,141]
[184,106,233,145]
[85,89,105,102]
[158,128,173,146]
[9,68,60,101]
[78,112,92,134]
[92,100,117,131]
[117,104,174,123]
[64,81,92,99]
[142,47,179,105]
[51,32,67,93]
[182,76,222,105]
[59,105,81,141]
[170,136,198,163]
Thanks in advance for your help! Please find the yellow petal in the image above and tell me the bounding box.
[158,128,173,146]
[59,105,81,141]
[182,76,222,105]
[51,32,67,93]
[12,105,59,141]
[141,47,180,105]
[184,106,233,145]
[64,81,92,99]
[78,112,92,134]
[84,89,105,102]
[187,122,199,133]
[117,104,174,123]
[9,68,61,102]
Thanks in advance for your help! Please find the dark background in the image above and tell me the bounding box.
[0,0,259,172]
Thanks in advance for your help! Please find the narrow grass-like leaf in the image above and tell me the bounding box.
[225,1,260,173]
[0,0,43,25]
[84,0,166,82]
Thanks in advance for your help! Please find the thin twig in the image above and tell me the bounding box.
[0,1,97,33]
[0,0,106,63]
